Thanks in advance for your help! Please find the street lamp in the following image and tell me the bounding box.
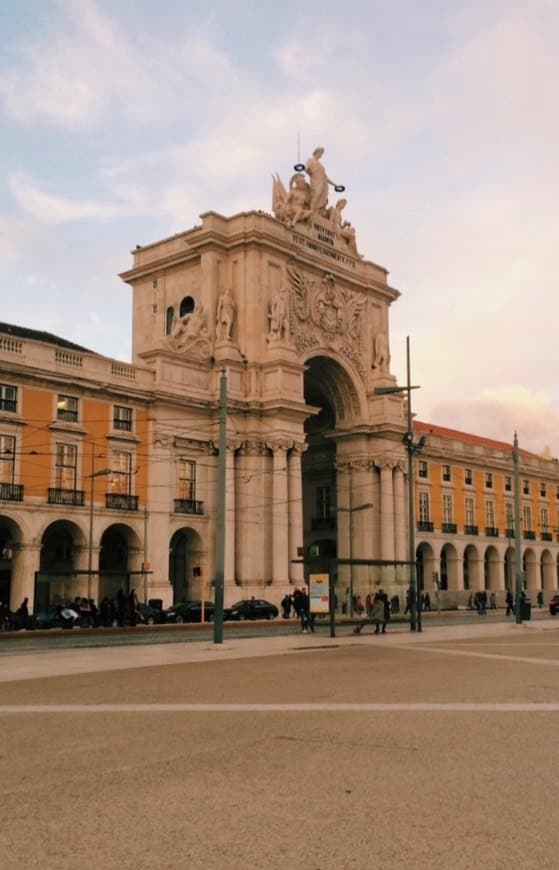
[374,336,425,632]
[512,432,523,624]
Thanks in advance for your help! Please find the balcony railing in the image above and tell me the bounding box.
[417,520,434,532]
[174,499,204,515]
[48,488,85,506]
[464,525,479,535]
[0,398,17,412]
[541,532,552,541]
[441,523,457,534]
[311,516,336,530]
[56,409,78,423]
[523,530,536,540]
[113,418,132,432]
[105,493,139,511]
[485,527,499,537]
[505,528,514,538]
[0,482,24,501]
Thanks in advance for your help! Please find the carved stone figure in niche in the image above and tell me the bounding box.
[331,198,361,258]
[216,288,235,341]
[268,285,290,342]
[170,302,209,350]
[372,332,390,371]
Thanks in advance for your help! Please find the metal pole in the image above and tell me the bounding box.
[87,443,94,602]
[143,503,148,604]
[513,432,523,624]
[406,336,420,631]
[213,369,227,644]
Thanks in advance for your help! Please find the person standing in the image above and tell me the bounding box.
[372,591,386,634]
[505,589,515,616]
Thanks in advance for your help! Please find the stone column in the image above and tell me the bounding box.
[393,463,406,582]
[379,461,395,584]
[11,544,41,611]
[288,444,305,585]
[225,442,238,594]
[350,459,375,601]
[335,460,352,612]
[268,441,290,588]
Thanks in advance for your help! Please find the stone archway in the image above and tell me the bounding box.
[504,546,515,591]
[416,541,435,594]
[463,544,481,592]
[98,523,141,602]
[36,519,86,610]
[0,516,22,608]
[302,353,369,608]
[541,549,554,590]
[440,543,459,591]
[484,545,500,590]
[169,527,204,604]
[523,548,537,590]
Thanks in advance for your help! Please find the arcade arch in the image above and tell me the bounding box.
[169,527,204,603]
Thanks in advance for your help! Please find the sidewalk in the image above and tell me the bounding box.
[1,615,555,684]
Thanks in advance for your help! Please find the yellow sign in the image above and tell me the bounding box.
[309,573,330,614]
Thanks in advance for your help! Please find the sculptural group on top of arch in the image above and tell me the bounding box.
[272,147,362,259]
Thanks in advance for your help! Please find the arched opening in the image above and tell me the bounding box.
[303,354,365,609]
[440,543,459,591]
[416,542,435,594]
[165,306,175,335]
[179,296,195,318]
[484,545,500,590]
[523,548,537,589]
[36,520,85,611]
[98,524,137,602]
[463,544,480,591]
[169,527,204,604]
[0,517,21,608]
[504,546,515,590]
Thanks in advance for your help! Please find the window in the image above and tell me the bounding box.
[505,502,514,530]
[419,491,430,522]
[56,395,79,423]
[505,476,512,492]
[522,505,532,531]
[465,497,475,526]
[442,465,451,482]
[179,296,195,317]
[113,405,133,432]
[110,450,133,495]
[485,500,495,527]
[442,493,453,523]
[541,508,549,532]
[316,486,331,519]
[485,472,493,489]
[0,384,17,413]
[0,434,15,483]
[465,468,473,485]
[523,479,530,495]
[556,485,559,501]
[418,460,428,479]
[178,459,196,501]
[540,482,547,498]
[55,443,77,490]
[166,306,174,335]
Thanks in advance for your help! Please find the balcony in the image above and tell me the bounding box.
[505,528,515,538]
[441,523,457,534]
[464,525,479,535]
[0,398,16,412]
[0,482,24,501]
[311,516,336,530]
[174,499,204,515]
[113,418,132,432]
[485,527,499,537]
[105,493,139,511]
[417,520,434,532]
[56,409,78,423]
[541,532,552,541]
[523,530,536,540]
[48,488,85,506]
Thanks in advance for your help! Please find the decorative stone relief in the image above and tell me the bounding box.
[267,284,290,343]
[165,302,211,359]
[288,267,365,374]
[372,331,390,371]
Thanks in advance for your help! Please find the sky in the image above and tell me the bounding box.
[1,0,558,455]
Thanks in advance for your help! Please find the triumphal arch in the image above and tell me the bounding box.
[121,148,410,607]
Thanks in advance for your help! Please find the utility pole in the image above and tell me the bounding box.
[513,432,523,624]
[213,369,227,644]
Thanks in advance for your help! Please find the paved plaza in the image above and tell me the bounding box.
[1,619,559,869]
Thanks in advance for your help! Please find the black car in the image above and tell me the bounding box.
[164,600,215,623]
[137,602,166,625]
[224,599,278,621]
[33,606,81,630]
[549,595,559,615]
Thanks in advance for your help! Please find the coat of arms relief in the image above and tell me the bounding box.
[274,267,366,376]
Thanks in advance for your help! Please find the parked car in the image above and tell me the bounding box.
[224,599,278,621]
[137,602,166,625]
[33,606,81,630]
[164,600,215,623]
[549,594,559,615]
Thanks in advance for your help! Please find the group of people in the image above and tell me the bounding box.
[280,588,315,632]
[353,590,391,635]
[0,589,143,631]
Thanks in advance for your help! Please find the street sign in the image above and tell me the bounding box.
[309,573,329,614]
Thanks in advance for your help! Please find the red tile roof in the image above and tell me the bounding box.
[413,420,536,458]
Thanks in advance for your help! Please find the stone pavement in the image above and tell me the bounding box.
[1,618,559,870]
